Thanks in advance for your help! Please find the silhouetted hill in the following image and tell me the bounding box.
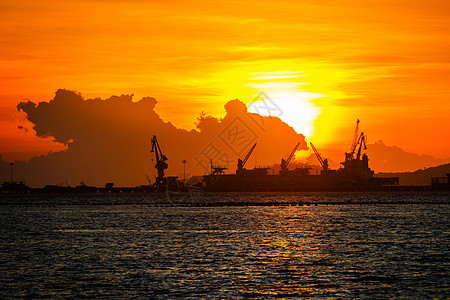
[377,163,450,186]
[367,140,449,172]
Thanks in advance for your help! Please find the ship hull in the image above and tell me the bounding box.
[202,174,379,192]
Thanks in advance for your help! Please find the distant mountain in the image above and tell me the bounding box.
[366,140,449,172]
[377,163,450,186]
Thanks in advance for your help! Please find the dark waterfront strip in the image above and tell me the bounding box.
[1,191,449,206]
[1,184,449,194]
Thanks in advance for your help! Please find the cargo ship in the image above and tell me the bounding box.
[202,120,399,191]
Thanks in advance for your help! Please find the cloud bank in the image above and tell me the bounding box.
[1,89,306,187]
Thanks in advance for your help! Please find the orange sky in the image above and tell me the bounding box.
[1,0,449,162]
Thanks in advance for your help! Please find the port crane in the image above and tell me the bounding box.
[341,120,373,180]
[310,142,329,171]
[236,143,257,174]
[349,119,360,154]
[346,132,367,162]
[346,119,358,161]
[151,135,168,190]
[280,142,300,175]
[355,133,367,160]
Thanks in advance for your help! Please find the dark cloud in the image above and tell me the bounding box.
[1,89,307,187]
[17,125,27,132]
[365,140,449,173]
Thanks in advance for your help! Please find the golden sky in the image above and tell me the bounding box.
[1,0,449,162]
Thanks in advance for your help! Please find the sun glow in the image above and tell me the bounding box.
[246,72,323,138]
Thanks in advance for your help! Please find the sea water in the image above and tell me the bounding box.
[0,192,449,298]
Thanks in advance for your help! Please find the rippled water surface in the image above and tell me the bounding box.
[1,193,449,298]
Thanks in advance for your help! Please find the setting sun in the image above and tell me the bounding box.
[246,71,322,138]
